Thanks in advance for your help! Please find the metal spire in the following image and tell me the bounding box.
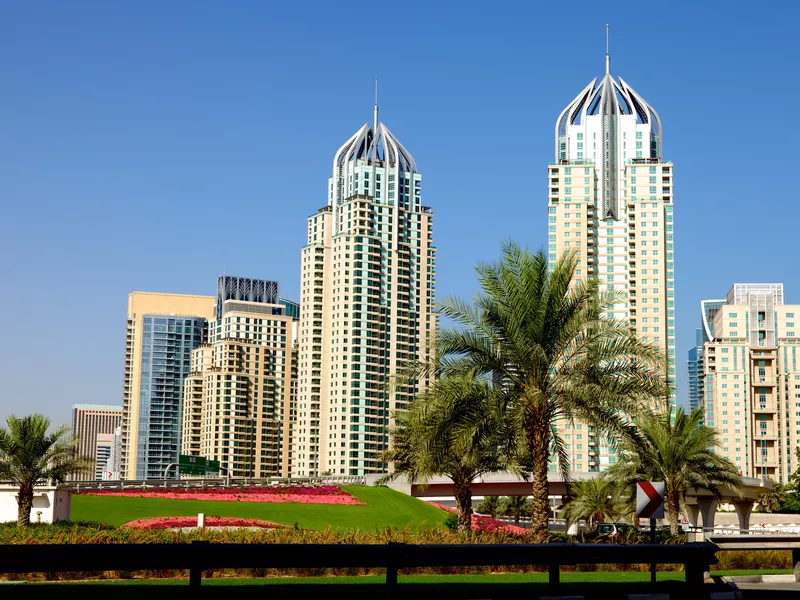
[373,77,379,133]
[605,24,611,75]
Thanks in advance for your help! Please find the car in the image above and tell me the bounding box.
[594,522,640,536]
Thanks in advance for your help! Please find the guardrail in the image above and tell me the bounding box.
[58,475,367,491]
[709,535,800,581]
[0,542,718,595]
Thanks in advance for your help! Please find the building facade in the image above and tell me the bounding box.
[688,299,726,415]
[548,50,675,472]
[292,102,436,477]
[688,330,704,412]
[121,292,215,480]
[181,277,298,478]
[699,283,800,483]
[102,426,123,480]
[70,404,122,481]
[94,433,114,480]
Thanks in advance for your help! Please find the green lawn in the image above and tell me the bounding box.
[71,486,447,530]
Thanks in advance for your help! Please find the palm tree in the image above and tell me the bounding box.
[607,407,742,533]
[0,415,88,526]
[501,495,531,526]
[380,373,523,532]
[757,480,786,513]
[417,243,667,540]
[560,477,631,529]
[476,495,501,519]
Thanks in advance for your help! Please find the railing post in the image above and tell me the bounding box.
[386,541,404,599]
[386,565,398,599]
[548,563,560,585]
[685,561,706,587]
[190,540,208,589]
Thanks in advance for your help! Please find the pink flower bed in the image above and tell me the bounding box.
[78,485,365,506]
[122,516,289,530]
[427,501,528,535]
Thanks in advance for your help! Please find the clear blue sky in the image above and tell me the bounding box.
[2,1,799,426]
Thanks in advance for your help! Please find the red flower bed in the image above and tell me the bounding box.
[122,516,289,530]
[427,501,528,535]
[78,485,365,505]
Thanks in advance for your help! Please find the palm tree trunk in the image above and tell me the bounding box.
[453,477,473,532]
[666,488,681,535]
[514,508,520,527]
[17,481,33,527]
[529,424,551,542]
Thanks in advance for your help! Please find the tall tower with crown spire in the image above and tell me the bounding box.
[548,44,676,473]
[292,100,436,477]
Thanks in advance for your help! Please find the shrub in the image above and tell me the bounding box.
[444,513,459,532]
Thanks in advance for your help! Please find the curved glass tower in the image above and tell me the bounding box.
[548,50,675,472]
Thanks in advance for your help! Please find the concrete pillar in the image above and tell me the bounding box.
[697,498,718,536]
[197,513,206,528]
[684,504,701,542]
[684,503,700,528]
[733,500,754,534]
[567,521,579,535]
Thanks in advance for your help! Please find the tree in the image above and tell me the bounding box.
[415,243,667,540]
[560,478,631,529]
[476,495,501,519]
[501,495,531,526]
[380,373,523,532]
[0,415,88,526]
[608,407,742,533]
[789,447,800,495]
[757,480,786,513]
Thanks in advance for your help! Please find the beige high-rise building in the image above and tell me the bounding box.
[548,49,675,473]
[293,101,436,477]
[700,283,800,483]
[121,292,215,480]
[181,277,298,478]
[71,404,122,481]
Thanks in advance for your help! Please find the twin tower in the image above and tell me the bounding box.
[293,52,675,477]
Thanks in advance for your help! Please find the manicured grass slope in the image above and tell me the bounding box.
[71,486,447,530]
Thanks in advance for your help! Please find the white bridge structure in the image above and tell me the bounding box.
[368,471,778,535]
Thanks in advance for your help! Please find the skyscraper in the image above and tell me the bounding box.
[688,299,725,414]
[687,330,704,413]
[548,47,675,472]
[181,276,298,478]
[70,404,122,481]
[293,99,436,477]
[699,283,800,483]
[121,292,215,480]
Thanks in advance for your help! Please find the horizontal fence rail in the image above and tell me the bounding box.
[0,542,719,595]
[57,475,367,491]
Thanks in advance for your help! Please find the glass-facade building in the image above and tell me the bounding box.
[688,299,726,418]
[135,314,207,479]
[687,329,704,412]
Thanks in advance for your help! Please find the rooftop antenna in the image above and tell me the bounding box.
[605,24,610,75]
[373,77,379,133]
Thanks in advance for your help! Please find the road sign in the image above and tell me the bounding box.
[636,481,665,519]
[179,454,207,476]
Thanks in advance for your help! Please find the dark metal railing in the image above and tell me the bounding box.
[0,542,718,596]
